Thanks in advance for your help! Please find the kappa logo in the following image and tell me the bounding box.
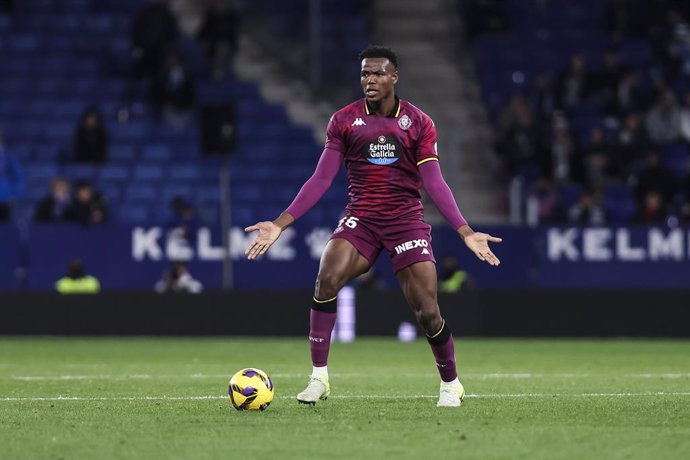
[394,239,429,255]
[352,118,366,126]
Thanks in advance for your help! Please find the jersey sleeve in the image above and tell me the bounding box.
[324,114,346,154]
[416,115,439,167]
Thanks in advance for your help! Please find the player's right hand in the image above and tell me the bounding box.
[244,221,282,260]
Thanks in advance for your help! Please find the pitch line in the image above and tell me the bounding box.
[2,392,690,402]
[9,372,690,381]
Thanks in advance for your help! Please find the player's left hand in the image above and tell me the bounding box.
[464,232,502,266]
[244,221,282,260]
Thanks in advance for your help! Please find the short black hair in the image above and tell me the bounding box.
[358,45,398,69]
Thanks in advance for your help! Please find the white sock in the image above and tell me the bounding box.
[312,365,328,378]
[441,377,460,387]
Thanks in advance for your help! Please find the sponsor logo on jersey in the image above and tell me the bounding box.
[394,239,429,255]
[309,336,325,343]
[365,135,400,165]
[398,114,412,130]
[352,117,366,126]
[421,248,430,255]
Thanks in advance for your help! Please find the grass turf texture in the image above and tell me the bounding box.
[1,338,689,460]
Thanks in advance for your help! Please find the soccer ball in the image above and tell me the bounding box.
[228,368,274,411]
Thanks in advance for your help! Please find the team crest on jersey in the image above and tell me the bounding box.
[366,135,400,165]
[398,114,412,130]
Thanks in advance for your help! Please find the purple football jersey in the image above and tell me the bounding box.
[325,98,439,221]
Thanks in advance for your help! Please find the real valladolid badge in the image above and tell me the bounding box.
[398,114,412,130]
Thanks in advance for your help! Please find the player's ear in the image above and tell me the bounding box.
[392,71,398,85]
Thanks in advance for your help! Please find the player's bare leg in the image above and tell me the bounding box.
[298,238,370,405]
[397,261,465,407]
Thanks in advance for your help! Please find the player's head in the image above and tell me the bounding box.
[358,45,398,103]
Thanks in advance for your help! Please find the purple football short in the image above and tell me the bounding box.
[330,215,435,272]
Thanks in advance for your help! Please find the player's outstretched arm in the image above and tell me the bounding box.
[244,213,294,260]
[458,225,502,266]
[419,160,502,266]
[244,147,341,260]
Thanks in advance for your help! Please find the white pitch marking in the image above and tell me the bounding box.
[9,372,690,381]
[2,392,690,403]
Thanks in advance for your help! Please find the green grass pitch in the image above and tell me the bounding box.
[1,337,689,459]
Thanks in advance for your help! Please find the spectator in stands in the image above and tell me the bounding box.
[634,190,669,224]
[649,9,690,82]
[74,107,109,164]
[72,181,107,227]
[198,0,241,80]
[0,133,23,222]
[615,71,651,117]
[617,113,651,165]
[529,178,564,224]
[34,178,75,223]
[496,96,543,175]
[439,256,474,293]
[548,117,582,184]
[167,196,198,244]
[555,53,593,110]
[55,259,101,294]
[131,0,178,77]
[646,90,682,145]
[583,127,617,188]
[497,95,530,139]
[568,189,608,225]
[150,53,196,128]
[596,49,629,117]
[679,91,690,144]
[154,262,203,293]
[632,150,678,206]
[530,73,556,125]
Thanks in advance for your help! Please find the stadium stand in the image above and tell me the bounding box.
[464,0,690,225]
[0,0,358,227]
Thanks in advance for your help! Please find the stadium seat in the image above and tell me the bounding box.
[169,164,201,181]
[125,184,158,202]
[133,164,165,181]
[195,186,220,203]
[99,183,122,202]
[109,145,138,162]
[161,184,192,202]
[99,164,129,182]
[26,162,58,180]
[141,144,172,162]
[60,164,97,181]
[117,203,150,224]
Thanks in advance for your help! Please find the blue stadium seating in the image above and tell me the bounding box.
[125,184,158,202]
[1,0,350,226]
[117,203,149,224]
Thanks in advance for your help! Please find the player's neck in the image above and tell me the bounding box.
[369,94,396,116]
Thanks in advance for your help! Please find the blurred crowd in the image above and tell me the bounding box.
[467,0,690,225]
